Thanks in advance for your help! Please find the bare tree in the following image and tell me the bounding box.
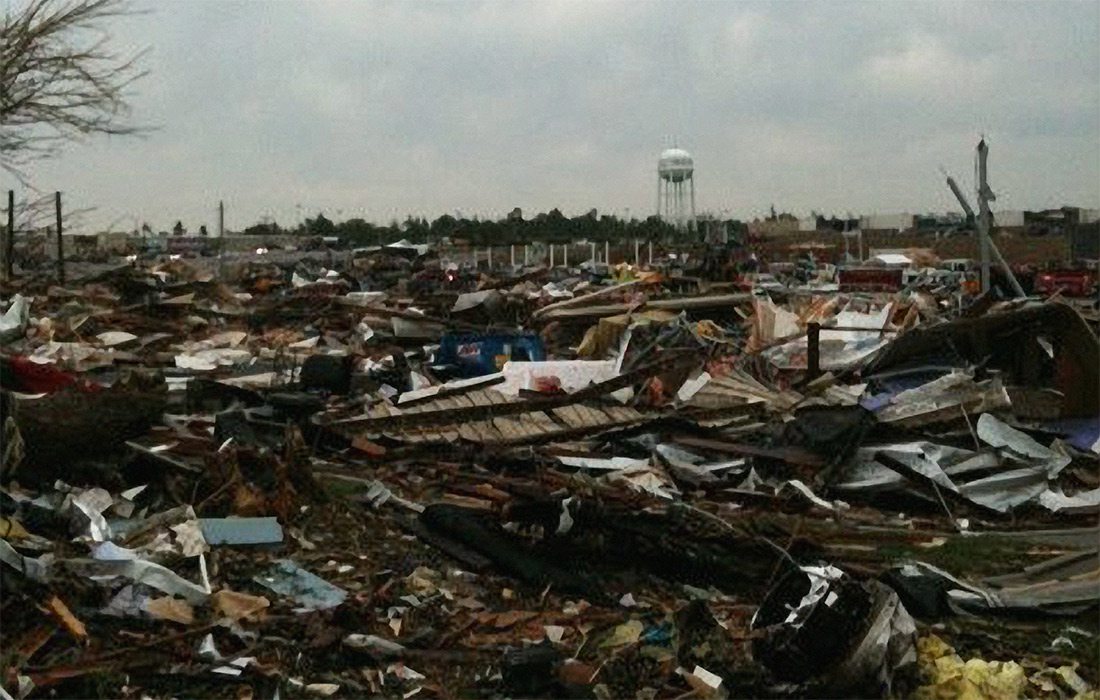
[0,0,149,180]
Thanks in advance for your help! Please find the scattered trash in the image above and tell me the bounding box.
[211,589,270,621]
[344,633,406,657]
[913,635,1029,700]
[253,559,348,611]
[41,595,88,644]
[0,294,30,343]
[199,516,284,545]
[143,596,194,625]
[752,565,917,695]
[1,250,1096,698]
[601,619,645,648]
[501,644,563,696]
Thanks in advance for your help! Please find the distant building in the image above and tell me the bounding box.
[914,212,968,233]
[747,218,799,237]
[994,210,1026,228]
[95,231,133,254]
[798,214,861,233]
[859,213,914,233]
[747,208,800,237]
[696,214,729,245]
[993,207,1093,235]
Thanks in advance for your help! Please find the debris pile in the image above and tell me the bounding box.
[1,249,1097,698]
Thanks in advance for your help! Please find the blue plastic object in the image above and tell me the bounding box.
[254,559,347,611]
[436,332,546,377]
[200,517,284,546]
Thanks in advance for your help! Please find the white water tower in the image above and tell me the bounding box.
[657,147,696,232]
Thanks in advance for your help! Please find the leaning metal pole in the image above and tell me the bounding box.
[977,139,993,293]
[945,154,1024,297]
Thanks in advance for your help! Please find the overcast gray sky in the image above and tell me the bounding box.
[21,0,1100,233]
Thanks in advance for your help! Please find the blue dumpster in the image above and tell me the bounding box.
[436,333,546,378]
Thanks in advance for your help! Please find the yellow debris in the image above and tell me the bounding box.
[914,634,1097,699]
[913,635,1026,700]
[599,619,644,649]
[0,517,29,540]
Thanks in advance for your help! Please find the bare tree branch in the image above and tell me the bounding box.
[11,186,94,234]
[0,0,151,180]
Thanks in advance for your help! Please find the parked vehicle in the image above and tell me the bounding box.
[1034,268,1098,297]
[735,273,787,293]
[940,258,975,274]
[753,273,787,293]
[903,267,957,288]
[837,267,903,293]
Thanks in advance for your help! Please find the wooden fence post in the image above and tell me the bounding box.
[55,191,65,284]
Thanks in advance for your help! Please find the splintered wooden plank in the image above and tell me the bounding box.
[493,416,531,440]
[517,413,551,435]
[580,405,611,426]
[430,396,456,411]
[468,390,494,407]
[561,404,602,428]
[41,596,88,644]
[471,419,503,443]
[552,404,587,428]
[457,423,481,442]
[531,411,562,432]
[450,394,475,408]
[605,406,642,423]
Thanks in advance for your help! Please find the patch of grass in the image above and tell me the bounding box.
[321,476,367,499]
[876,534,1043,578]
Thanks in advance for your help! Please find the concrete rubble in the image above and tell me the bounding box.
[0,246,1097,699]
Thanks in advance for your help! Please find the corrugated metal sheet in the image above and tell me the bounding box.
[687,370,802,412]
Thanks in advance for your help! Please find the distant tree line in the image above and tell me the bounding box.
[238,209,748,246]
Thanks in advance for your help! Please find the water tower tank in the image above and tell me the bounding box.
[658,148,694,183]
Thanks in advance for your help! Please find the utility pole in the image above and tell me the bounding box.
[218,200,225,237]
[55,192,65,284]
[976,139,994,293]
[4,190,13,281]
[944,153,1025,298]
